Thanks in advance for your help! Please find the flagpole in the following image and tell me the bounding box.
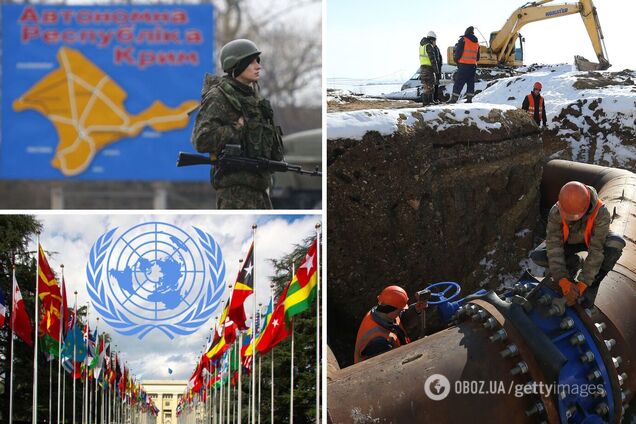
[73,291,78,424]
[257,355,261,424]
[269,284,274,424]
[226,348,231,424]
[9,262,16,424]
[50,356,53,424]
[315,223,321,424]
[250,224,257,424]
[63,359,67,424]
[58,265,65,424]
[33,235,41,424]
[290,262,295,424]
[237,332,242,424]
[84,303,90,424]
[289,323,294,424]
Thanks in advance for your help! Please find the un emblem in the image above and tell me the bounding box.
[86,222,226,339]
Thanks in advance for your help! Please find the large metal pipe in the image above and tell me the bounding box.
[328,159,636,423]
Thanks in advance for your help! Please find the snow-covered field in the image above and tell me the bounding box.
[327,78,403,97]
[327,103,517,140]
[328,64,636,168]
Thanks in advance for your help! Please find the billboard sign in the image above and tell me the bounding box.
[1,5,213,180]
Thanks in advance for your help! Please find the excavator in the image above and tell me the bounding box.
[447,0,611,71]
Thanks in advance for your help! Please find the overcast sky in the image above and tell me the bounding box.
[326,0,634,80]
[30,213,321,382]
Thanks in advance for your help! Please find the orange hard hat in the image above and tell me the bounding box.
[377,285,409,310]
[533,82,542,90]
[559,181,591,221]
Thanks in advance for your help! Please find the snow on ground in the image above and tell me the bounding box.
[327,103,516,140]
[330,64,636,167]
[327,78,403,97]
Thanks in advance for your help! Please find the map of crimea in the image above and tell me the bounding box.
[13,47,198,176]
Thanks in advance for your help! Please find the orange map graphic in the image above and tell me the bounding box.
[13,47,198,176]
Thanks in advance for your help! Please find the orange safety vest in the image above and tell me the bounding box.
[458,37,479,65]
[526,94,544,119]
[560,199,603,247]
[354,311,408,364]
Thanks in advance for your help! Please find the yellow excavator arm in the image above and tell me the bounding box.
[448,0,610,69]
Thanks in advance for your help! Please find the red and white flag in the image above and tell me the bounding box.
[0,287,7,327]
[11,274,33,346]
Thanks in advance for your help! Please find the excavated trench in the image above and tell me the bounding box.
[327,107,546,368]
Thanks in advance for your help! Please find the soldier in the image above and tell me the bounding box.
[191,39,285,209]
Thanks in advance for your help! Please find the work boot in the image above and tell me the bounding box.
[465,94,473,104]
[448,93,459,104]
[422,93,431,106]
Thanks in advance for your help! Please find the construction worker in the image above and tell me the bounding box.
[431,33,444,103]
[191,39,285,209]
[449,26,480,104]
[530,181,625,305]
[419,31,439,106]
[354,285,428,364]
[521,82,548,127]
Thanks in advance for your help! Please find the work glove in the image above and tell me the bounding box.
[576,281,588,295]
[559,278,580,306]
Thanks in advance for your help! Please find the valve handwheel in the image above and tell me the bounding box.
[425,281,461,305]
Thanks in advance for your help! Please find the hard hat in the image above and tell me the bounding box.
[533,82,542,90]
[427,31,437,39]
[220,39,261,73]
[377,286,409,310]
[558,181,591,221]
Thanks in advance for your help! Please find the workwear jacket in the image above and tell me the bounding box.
[545,185,611,285]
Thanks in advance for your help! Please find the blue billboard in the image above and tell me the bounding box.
[1,5,213,180]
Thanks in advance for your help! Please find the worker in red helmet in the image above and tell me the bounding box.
[521,82,548,127]
[530,181,625,305]
[353,285,428,363]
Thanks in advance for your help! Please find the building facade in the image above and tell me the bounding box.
[142,380,187,424]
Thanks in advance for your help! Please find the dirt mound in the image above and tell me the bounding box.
[327,108,543,366]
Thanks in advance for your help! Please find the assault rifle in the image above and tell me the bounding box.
[176,144,322,177]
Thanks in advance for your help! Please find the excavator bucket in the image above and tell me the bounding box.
[574,55,611,71]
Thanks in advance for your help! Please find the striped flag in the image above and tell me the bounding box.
[228,243,254,330]
[284,239,319,319]
[11,274,33,346]
[0,288,6,328]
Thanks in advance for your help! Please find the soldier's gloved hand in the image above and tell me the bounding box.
[559,278,579,306]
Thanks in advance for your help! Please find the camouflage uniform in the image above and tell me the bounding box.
[191,74,284,209]
[530,185,625,299]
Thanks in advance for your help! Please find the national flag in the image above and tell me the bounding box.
[257,285,291,355]
[284,239,319,320]
[62,358,82,379]
[228,243,254,330]
[61,322,87,362]
[205,300,237,362]
[240,329,253,373]
[0,288,7,328]
[245,298,272,357]
[38,244,62,309]
[11,274,33,346]
[38,244,63,356]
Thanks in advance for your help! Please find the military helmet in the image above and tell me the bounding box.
[220,39,261,73]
